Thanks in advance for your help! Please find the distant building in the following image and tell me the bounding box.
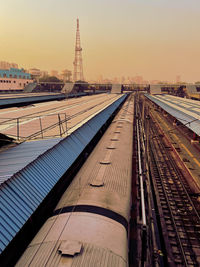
[40,70,49,77]
[0,61,18,70]
[50,70,59,78]
[0,68,33,91]
[176,75,181,83]
[61,69,72,82]
[97,75,103,83]
[143,80,149,84]
[150,80,160,85]
[133,76,143,84]
[29,68,41,82]
[103,78,112,84]
[121,76,125,84]
[113,77,119,84]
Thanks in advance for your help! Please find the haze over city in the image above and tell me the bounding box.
[1,0,200,82]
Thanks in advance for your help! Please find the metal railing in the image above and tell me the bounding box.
[0,112,68,141]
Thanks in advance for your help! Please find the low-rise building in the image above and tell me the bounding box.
[0,68,33,91]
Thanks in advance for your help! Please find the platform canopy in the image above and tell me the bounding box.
[145,94,200,136]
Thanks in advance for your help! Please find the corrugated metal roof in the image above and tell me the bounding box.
[185,85,198,93]
[0,93,90,107]
[150,84,161,94]
[0,139,62,185]
[0,94,118,139]
[0,94,126,254]
[16,241,126,267]
[0,94,66,107]
[158,95,200,116]
[145,94,200,135]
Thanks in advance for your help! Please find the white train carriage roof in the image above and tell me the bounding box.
[145,94,200,136]
[54,98,134,222]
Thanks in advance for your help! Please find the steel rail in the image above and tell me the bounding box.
[150,116,200,222]
[150,136,189,266]
[149,118,200,266]
[136,118,147,226]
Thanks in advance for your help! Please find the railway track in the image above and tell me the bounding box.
[149,116,200,266]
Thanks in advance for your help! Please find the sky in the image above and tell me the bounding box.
[0,0,200,82]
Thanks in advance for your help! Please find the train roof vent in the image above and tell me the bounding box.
[90,180,104,187]
[100,160,111,164]
[58,240,82,256]
[110,138,118,141]
[106,145,116,149]
[110,133,119,141]
[113,119,124,124]
[115,118,131,124]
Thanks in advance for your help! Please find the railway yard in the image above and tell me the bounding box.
[0,92,200,266]
[138,95,200,266]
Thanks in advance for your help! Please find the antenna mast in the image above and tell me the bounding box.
[73,18,84,82]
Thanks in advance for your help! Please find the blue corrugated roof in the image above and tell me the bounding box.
[145,94,200,135]
[0,94,65,107]
[0,138,62,185]
[0,93,89,107]
[0,94,127,254]
[158,95,200,116]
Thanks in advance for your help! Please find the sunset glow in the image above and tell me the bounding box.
[1,0,200,82]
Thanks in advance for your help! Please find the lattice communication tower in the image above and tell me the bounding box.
[73,18,84,82]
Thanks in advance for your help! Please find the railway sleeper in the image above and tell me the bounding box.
[171,246,181,255]
[168,232,177,238]
[173,255,184,264]
[169,239,180,246]
[149,114,200,266]
[174,258,184,265]
[169,201,176,206]
[163,211,171,216]
[161,204,169,210]
[160,197,166,201]
[167,226,174,231]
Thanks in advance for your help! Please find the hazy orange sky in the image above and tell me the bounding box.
[1,0,200,82]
